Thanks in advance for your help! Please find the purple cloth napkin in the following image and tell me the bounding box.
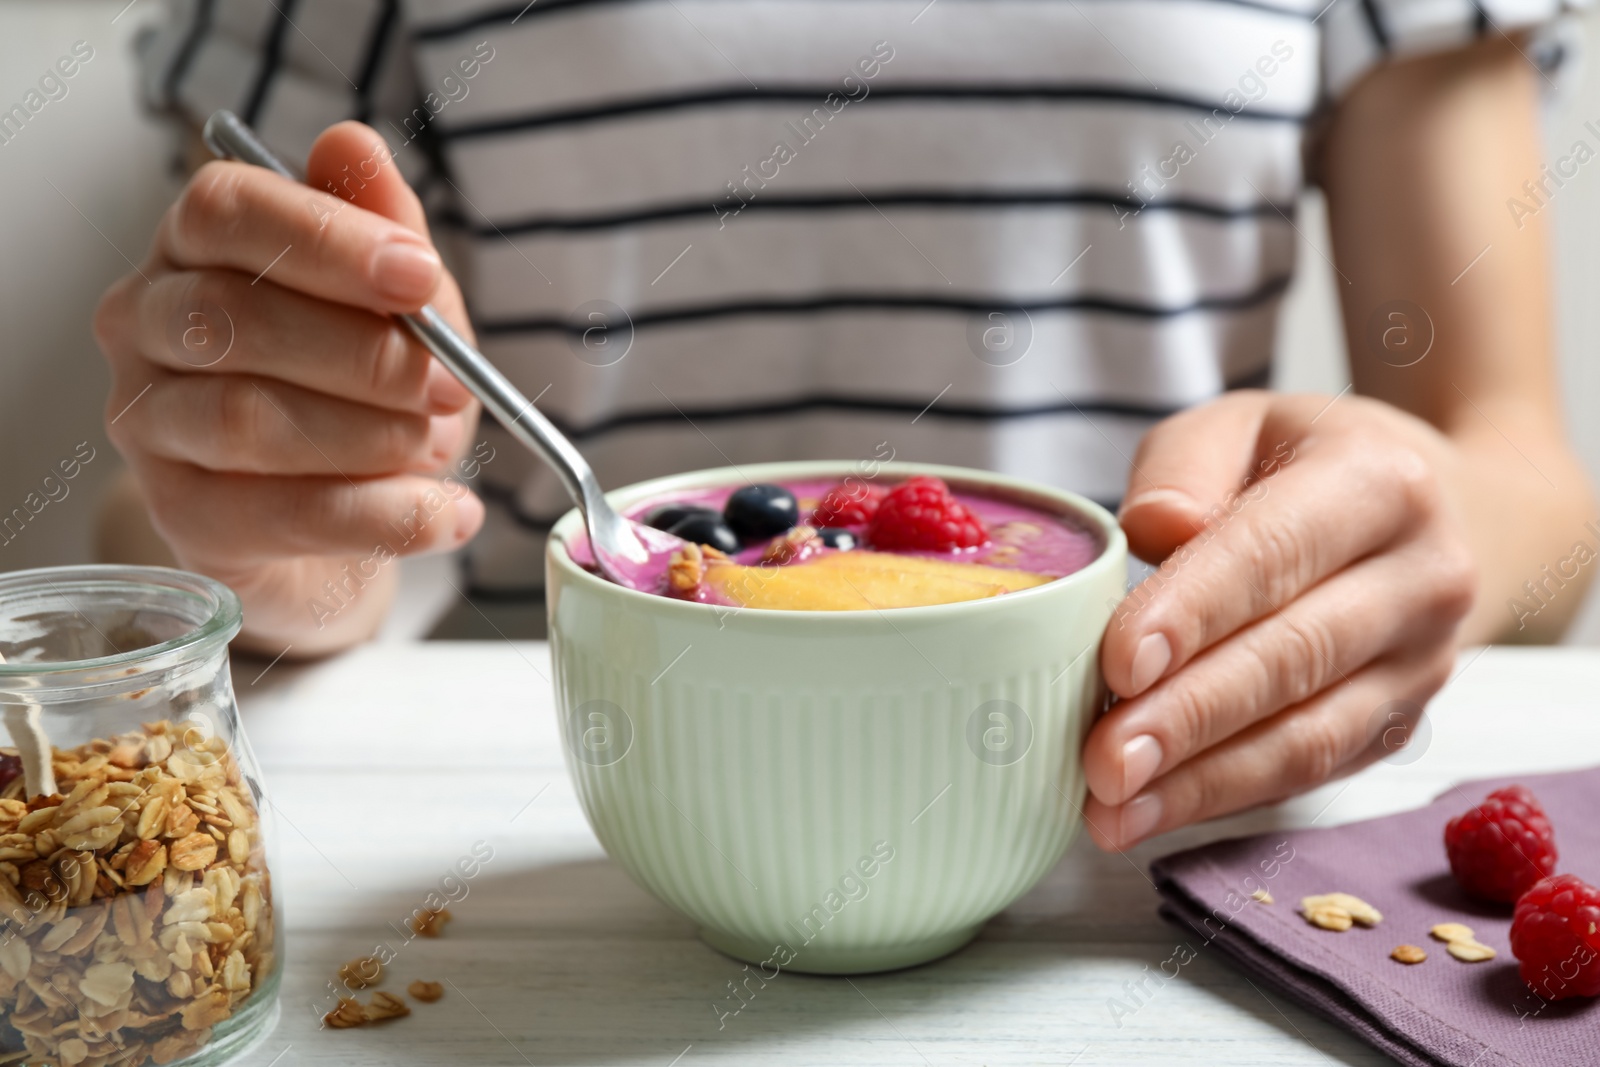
[1151,767,1600,1067]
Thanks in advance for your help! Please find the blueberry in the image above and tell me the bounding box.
[644,502,719,532]
[666,514,742,554]
[817,527,857,550]
[723,483,799,543]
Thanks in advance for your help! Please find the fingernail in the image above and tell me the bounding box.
[1121,734,1164,800]
[1118,487,1195,519]
[1118,792,1163,846]
[1128,632,1172,695]
[424,364,472,412]
[372,240,441,304]
[453,492,485,544]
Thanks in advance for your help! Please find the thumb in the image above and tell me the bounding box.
[1119,390,1274,564]
[305,122,431,239]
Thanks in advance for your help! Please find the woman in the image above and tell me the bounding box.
[95,0,1594,850]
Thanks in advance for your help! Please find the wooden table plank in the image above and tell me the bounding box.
[230,644,1600,1066]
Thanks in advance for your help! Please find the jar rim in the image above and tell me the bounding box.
[0,564,242,677]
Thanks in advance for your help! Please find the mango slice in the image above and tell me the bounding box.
[704,550,1052,611]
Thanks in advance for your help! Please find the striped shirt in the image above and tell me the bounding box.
[139,0,1582,596]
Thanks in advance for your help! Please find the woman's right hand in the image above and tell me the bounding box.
[94,122,484,656]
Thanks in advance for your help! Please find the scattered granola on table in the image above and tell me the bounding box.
[409,908,451,938]
[1391,945,1427,965]
[1299,892,1383,931]
[0,722,276,1067]
[322,991,411,1028]
[1426,920,1498,962]
[338,955,384,991]
[323,997,367,1030]
[1429,922,1476,944]
[323,955,445,1031]
[407,980,443,1003]
[1304,904,1354,932]
[364,991,410,1022]
[1445,938,1498,962]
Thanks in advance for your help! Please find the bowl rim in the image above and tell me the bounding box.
[547,460,1128,621]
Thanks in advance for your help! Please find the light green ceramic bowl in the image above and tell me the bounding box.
[546,461,1127,974]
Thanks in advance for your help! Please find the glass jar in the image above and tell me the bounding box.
[0,565,280,1067]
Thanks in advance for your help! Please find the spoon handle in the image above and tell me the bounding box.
[398,304,597,511]
[199,109,602,519]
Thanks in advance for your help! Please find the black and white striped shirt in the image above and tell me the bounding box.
[139,0,1583,595]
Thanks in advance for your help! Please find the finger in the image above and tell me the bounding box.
[157,157,442,314]
[1102,430,1432,698]
[304,122,474,409]
[1119,391,1275,561]
[1084,648,1455,851]
[124,270,468,415]
[114,371,466,477]
[305,122,429,235]
[134,455,485,564]
[1084,535,1475,806]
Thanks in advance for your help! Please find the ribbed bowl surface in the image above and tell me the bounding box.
[547,462,1126,973]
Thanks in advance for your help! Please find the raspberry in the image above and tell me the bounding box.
[810,482,886,527]
[868,476,989,552]
[1510,875,1600,1000]
[1444,785,1558,904]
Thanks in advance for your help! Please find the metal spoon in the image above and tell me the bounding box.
[0,651,56,799]
[200,110,679,589]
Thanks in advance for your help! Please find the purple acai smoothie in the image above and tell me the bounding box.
[599,475,1102,610]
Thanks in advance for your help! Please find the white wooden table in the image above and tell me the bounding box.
[228,643,1600,1066]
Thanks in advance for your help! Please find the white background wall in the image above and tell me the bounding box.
[0,1,173,574]
[2,0,1598,638]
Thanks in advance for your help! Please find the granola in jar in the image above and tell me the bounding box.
[0,720,277,1067]
[0,567,286,1065]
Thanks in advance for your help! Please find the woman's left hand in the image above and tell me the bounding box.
[1081,389,1478,850]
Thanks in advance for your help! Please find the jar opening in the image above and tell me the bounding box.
[0,565,241,676]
